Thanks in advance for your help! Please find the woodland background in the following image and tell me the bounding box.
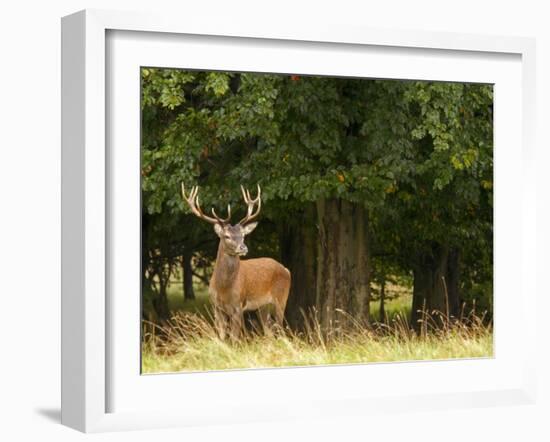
[141,69,493,333]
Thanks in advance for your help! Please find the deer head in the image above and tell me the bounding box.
[181,184,261,257]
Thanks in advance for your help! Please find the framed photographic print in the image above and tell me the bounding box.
[61,9,537,433]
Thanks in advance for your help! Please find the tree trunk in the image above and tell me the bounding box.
[182,252,195,301]
[315,198,370,330]
[411,244,460,329]
[153,278,170,322]
[379,274,386,323]
[141,214,152,320]
[279,204,317,330]
[446,248,460,318]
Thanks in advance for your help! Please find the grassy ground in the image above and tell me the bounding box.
[142,281,492,373]
[142,327,492,373]
[166,282,211,315]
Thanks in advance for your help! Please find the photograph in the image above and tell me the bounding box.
[139,68,494,374]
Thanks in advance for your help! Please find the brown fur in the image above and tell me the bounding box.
[209,242,291,338]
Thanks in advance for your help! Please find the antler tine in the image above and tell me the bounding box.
[241,184,261,204]
[240,185,248,204]
[180,183,224,225]
[181,183,196,208]
[211,204,232,224]
[238,184,262,225]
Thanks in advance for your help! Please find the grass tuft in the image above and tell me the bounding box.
[142,305,493,374]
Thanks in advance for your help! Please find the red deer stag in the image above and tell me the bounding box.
[181,184,291,339]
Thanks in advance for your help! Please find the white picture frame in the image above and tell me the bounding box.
[61,9,537,433]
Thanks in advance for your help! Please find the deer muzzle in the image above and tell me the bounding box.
[236,245,248,256]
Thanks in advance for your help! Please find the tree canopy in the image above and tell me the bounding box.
[141,68,493,328]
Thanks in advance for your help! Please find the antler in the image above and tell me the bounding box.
[238,184,262,225]
[181,184,232,225]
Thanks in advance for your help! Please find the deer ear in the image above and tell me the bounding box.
[241,222,258,235]
[213,223,224,237]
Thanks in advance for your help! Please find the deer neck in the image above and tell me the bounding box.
[213,241,241,290]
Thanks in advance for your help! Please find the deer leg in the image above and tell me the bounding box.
[273,286,290,330]
[230,308,244,340]
[274,302,285,328]
[256,306,272,335]
[214,306,228,340]
[268,269,290,332]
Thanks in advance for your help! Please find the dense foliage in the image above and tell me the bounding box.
[141,68,493,327]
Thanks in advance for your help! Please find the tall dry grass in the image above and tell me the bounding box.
[141,305,493,374]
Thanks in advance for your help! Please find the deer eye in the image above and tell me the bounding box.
[224,234,231,239]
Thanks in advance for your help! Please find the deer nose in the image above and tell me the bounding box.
[238,245,248,255]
